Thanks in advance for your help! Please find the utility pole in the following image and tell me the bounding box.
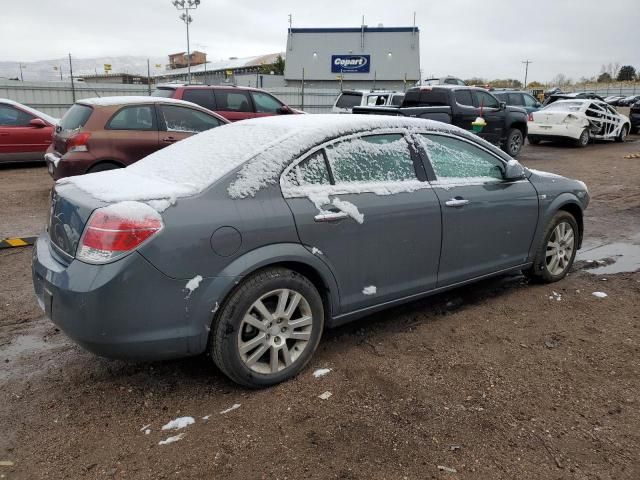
[522,60,532,89]
[18,63,24,81]
[147,58,152,95]
[172,0,200,85]
[68,53,76,102]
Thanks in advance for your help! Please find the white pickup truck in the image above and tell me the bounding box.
[332,90,405,113]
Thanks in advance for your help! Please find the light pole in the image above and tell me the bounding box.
[172,0,200,84]
[522,60,532,89]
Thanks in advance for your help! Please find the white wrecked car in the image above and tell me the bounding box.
[528,99,630,147]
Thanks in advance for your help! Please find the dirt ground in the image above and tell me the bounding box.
[1,136,639,480]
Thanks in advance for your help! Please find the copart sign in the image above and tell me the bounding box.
[331,55,371,73]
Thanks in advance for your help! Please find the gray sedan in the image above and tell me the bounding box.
[32,115,589,387]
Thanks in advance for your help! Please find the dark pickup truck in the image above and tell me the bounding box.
[353,85,529,156]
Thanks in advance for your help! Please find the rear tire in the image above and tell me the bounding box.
[87,162,122,173]
[210,267,324,388]
[503,128,524,157]
[615,124,629,143]
[630,126,638,135]
[528,136,541,145]
[574,128,590,148]
[524,211,579,283]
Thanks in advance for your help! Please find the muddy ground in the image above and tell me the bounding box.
[1,136,639,479]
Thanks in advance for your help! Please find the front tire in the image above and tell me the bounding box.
[574,128,590,148]
[210,267,324,388]
[524,211,579,283]
[503,128,524,157]
[615,124,629,143]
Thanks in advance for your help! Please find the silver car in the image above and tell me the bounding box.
[32,115,589,387]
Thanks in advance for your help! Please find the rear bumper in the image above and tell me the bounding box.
[44,147,95,180]
[527,122,582,140]
[31,234,230,360]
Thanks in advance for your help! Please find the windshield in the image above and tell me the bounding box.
[542,102,583,112]
[151,87,176,98]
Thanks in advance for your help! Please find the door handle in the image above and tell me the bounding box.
[314,210,349,222]
[445,198,470,208]
[161,136,177,143]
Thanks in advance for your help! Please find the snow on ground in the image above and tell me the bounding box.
[313,368,332,378]
[363,286,377,295]
[161,416,195,431]
[318,391,332,400]
[592,291,608,298]
[158,433,186,445]
[220,403,241,414]
[185,275,203,296]
[61,115,498,211]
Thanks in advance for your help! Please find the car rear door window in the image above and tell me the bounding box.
[403,90,449,107]
[0,105,33,126]
[454,90,474,107]
[107,105,156,130]
[335,92,363,109]
[325,134,416,183]
[523,94,539,107]
[284,151,331,187]
[158,105,223,133]
[508,93,524,106]
[251,92,283,113]
[182,89,216,111]
[151,87,176,98]
[473,91,499,109]
[419,134,503,181]
[366,94,389,106]
[213,90,253,112]
[390,94,404,106]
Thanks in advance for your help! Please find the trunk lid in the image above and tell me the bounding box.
[48,184,105,260]
[532,110,574,125]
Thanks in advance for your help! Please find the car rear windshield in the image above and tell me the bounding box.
[151,87,176,98]
[59,104,92,130]
[335,92,363,109]
[403,90,450,107]
[543,102,583,112]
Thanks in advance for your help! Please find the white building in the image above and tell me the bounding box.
[284,26,420,90]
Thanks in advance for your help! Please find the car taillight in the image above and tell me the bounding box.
[77,203,163,264]
[67,132,91,152]
[527,113,534,122]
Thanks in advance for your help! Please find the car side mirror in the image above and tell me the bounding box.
[504,160,526,180]
[277,106,293,114]
[499,101,507,110]
[29,118,47,128]
[535,102,541,108]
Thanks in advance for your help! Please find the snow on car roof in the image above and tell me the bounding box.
[59,114,501,209]
[0,98,59,125]
[77,96,198,107]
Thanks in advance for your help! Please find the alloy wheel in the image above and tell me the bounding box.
[545,221,575,276]
[509,132,522,156]
[237,288,313,375]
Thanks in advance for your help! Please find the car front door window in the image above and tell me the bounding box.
[474,91,500,109]
[419,134,504,182]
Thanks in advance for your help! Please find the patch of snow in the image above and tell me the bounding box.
[78,96,198,108]
[283,179,431,201]
[161,416,195,431]
[313,368,332,378]
[437,465,457,473]
[311,247,323,255]
[158,433,186,445]
[592,291,608,298]
[140,423,151,432]
[331,197,364,223]
[550,291,562,301]
[211,302,219,313]
[145,429,151,435]
[527,168,564,179]
[220,403,241,414]
[99,200,162,223]
[185,275,203,295]
[318,391,332,400]
[362,286,377,295]
[202,415,211,420]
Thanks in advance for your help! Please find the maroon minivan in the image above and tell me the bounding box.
[45,96,228,180]
[152,85,300,122]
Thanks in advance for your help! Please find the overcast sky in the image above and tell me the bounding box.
[3,0,638,82]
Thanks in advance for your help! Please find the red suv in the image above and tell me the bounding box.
[151,85,299,122]
[45,96,228,180]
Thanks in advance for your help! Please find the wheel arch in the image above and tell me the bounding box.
[557,202,584,248]
[85,159,126,174]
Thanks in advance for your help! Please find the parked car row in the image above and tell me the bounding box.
[605,94,640,107]
[0,99,58,163]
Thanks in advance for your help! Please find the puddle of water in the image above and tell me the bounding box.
[577,241,640,274]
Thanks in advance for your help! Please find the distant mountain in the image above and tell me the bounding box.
[0,56,167,82]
